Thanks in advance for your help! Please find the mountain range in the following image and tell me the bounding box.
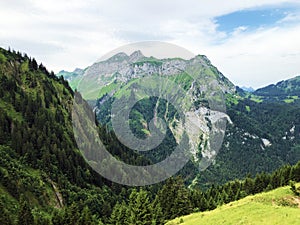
[0,47,299,224]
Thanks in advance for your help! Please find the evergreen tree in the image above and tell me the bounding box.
[0,200,13,225]
[64,203,80,225]
[171,179,192,218]
[52,209,65,225]
[151,198,164,225]
[289,180,300,196]
[79,206,95,225]
[18,195,34,225]
[109,201,129,225]
[128,189,153,225]
[156,176,192,220]
[30,58,38,70]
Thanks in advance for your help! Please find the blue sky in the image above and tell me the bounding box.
[1,0,300,88]
[216,8,290,34]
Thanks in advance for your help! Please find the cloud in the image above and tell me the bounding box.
[205,24,300,88]
[277,11,300,23]
[1,0,300,87]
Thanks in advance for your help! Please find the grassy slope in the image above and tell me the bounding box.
[167,184,300,225]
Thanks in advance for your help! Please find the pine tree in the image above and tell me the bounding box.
[221,189,229,204]
[152,198,164,225]
[290,180,300,196]
[156,176,192,220]
[18,195,34,225]
[30,58,38,70]
[52,209,65,225]
[128,189,153,225]
[171,178,192,218]
[79,206,95,225]
[0,200,13,225]
[64,203,80,225]
[109,201,129,225]
[243,176,255,195]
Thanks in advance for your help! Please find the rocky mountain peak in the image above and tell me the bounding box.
[129,50,145,62]
[107,52,129,62]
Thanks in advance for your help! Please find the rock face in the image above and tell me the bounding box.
[78,51,236,99]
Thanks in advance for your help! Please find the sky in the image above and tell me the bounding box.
[1,0,300,88]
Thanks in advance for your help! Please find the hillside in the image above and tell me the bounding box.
[167,183,300,225]
[253,76,300,103]
[0,47,123,224]
[196,90,300,187]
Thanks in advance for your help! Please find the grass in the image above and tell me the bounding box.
[284,96,299,103]
[226,94,240,105]
[69,76,82,90]
[169,73,193,91]
[132,57,163,67]
[167,184,300,225]
[245,105,251,112]
[284,99,295,103]
[98,80,121,98]
[249,95,263,103]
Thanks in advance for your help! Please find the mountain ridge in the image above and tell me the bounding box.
[58,50,235,100]
[254,75,300,102]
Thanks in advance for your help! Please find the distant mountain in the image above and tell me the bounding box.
[75,51,237,181]
[254,76,300,103]
[240,86,255,92]
[57,68,85,90]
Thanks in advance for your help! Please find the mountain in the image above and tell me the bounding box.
[60,51,300,188]
[240,86,255,92]
[167,183,300,225]
[61,51,237,185]
[197,83,300,187]
[57,68,85,90]
[254,76,300,102]
[59,50,235,100]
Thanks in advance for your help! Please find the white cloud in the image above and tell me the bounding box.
[1,0,300,87]
[204,24,300,88]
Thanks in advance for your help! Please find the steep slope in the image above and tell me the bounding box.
[195,92,300,187]
[0,47,120,224]
[167,183,300,225]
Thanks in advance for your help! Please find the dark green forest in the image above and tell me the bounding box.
[0,47,299,224]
